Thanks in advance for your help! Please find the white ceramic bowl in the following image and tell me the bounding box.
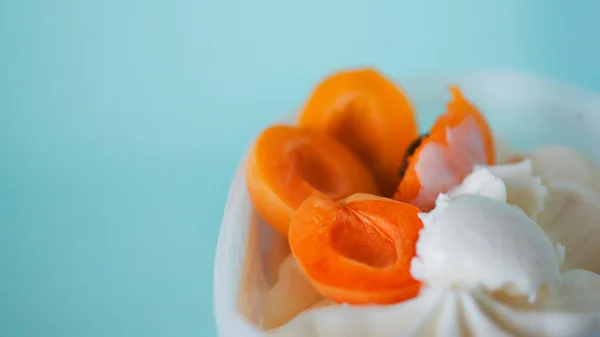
[213,71,600,337]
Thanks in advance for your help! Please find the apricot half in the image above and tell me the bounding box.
[298,68,418,197]
[394,86,495,212]
[246,125,379,236]
[288,193,422,305]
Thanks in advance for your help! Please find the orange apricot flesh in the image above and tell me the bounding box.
[298,68,418,197]
[288,193,423,305]
[246,125,380,236]
[394,86,495,211]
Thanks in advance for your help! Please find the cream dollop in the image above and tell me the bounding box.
[411,193,562,300]
[270,269,600,337]
[447,166,507,201]
[522,145,600,193]
[448,160,548,220]
[486,160,548,220]
[538,181,600,274]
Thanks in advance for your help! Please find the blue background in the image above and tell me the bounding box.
[1,1,599,336]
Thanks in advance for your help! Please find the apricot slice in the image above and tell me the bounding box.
[298,68,418,197]
[246,125,380,236]
[288,193,422,305]
[393,86,495,212]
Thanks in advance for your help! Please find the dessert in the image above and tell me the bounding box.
[240,67,600,336]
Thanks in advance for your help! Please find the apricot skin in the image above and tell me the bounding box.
[246,126,379,237]
[393,86,495,211]
[298,68,419,197]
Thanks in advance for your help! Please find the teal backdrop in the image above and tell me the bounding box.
[1,1,599,336]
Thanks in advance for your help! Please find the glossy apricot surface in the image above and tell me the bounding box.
[288,193,422,305]
[246,125,380,236]
[298,68,418,196]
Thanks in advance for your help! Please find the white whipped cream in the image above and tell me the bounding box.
[485,160,548,220]
[522,145,600,193]
[447,166,507,202]
[411,193,562,300]
[271,270,600,337]
[538,181,600,274]
[448,160,548,220]
[262,152,600,337]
